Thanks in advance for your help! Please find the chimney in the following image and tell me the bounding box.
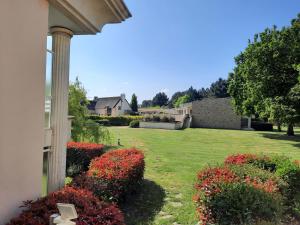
[121,93,126,102]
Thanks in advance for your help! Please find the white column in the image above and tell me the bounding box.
[48,27,73,193]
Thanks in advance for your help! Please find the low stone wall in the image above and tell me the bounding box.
[140,122,182,130]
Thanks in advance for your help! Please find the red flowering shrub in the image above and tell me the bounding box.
[194,165,284,225]
[72,148,145,201]
[66,142,104,177]
[7,187,124,225]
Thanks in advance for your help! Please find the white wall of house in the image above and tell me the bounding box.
[0,0,48,223]
[112,99,132,116]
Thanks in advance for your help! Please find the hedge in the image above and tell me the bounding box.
[88,115,143,126]
[66,142,104,177]
[251,121,273,131]
[194,165,284,225]
[194,153,300,225]
[7,187,125,225]
[72,148,145,201]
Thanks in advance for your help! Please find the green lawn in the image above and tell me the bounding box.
[108,127,300,225]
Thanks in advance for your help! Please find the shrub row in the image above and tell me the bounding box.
[7,187,125,225]
[72,148,145,202]
[66,142,104,177]
[251,121,274,131]
[194,153,300,225]
[88,115,143,126]
[143,114,176,123]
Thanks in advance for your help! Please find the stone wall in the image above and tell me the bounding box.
[191,98,241,130]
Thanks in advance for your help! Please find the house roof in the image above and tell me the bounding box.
[95,97,121,109]
[87,100,97,111]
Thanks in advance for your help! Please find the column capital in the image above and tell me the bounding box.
[50,27,73,38]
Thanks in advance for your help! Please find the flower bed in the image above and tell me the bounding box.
[72,148,145,201]
[7,187,124,225]
[194,153,300,225]
[66,142,104,177]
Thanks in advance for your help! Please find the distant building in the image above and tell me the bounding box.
[88,94,132,116]
[178,98,242,130]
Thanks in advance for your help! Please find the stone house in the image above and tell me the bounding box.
[88,94,132,116]
[178,98,242,130]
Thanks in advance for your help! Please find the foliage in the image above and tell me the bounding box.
[72,149,145,202]
[174,94,190,108]
[225,153,300,217]
[209,78,230,98]
[251,121,274,131]
[141,100,153,108]
[129,120,140,128]
[88,115,143,126]
[131,93,138,112]
[68,77,89,141]
[152,92,169,107]
[194,165,283,225]
[66,142,104,177]
[7,187,125,225]
[228,15,300,135]
[69,78,112,142]
[143,114,175,123]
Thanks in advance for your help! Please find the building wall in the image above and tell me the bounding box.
[0,0,49,223]
[191,98,241,130]
[112,100,131,116]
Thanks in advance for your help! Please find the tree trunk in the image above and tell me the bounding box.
[277,123,282,132]
[287,124,294,136]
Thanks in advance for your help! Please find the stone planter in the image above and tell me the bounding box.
[140,121,182,130]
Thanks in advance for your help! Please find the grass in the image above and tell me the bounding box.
[108,127,300,225]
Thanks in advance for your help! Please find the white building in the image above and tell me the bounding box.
[0,0,131,223]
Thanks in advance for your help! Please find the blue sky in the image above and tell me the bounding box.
[47,0,299,102]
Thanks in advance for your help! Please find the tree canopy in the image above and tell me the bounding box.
[69,78,111,143]
[228,14,300,135]
[152,92,169,107]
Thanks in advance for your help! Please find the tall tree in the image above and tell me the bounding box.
[69,77,111,143]
[209,78,229,98]
[130,93,138,112]
[228,14,300,135]
[152,92,169,107]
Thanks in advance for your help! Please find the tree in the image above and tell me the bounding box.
[152,92,169,107]
[174,94,190,108]
[209,78,229,98]
[169,91,185,107]
[131,94,138,112]
[69,77,111,143]
[141,100,152,108]
[228,15,300,135]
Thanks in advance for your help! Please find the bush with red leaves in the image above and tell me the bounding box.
[7,187,124,225]
[66,142,104,177]
[194,165,284,225]
[224,153,276,171]
[72,148,145,202]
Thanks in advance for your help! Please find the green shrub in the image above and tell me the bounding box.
[194,165,284,225]
[209,182,283,225]
[129,120,139,128]
[88,115,143,126]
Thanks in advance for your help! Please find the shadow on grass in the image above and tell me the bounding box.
[259,132,300,148]
[120,179,166,225]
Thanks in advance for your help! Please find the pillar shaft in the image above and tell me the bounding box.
[48,27,73,193]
